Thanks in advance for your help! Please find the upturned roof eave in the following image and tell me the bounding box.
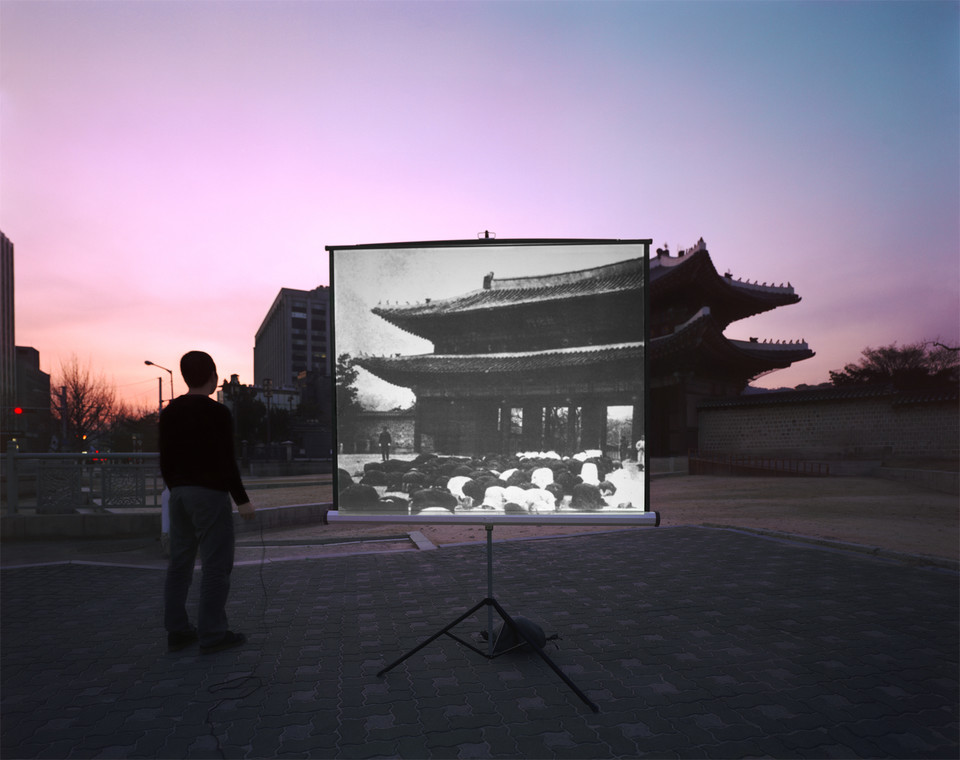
[353,342,645,386]
[650,249,800,324]
[649,309,814,374]
[371,259,645,328]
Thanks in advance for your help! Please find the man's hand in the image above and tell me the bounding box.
[237,501,256,521]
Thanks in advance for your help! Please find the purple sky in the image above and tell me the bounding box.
[2,0,957,409]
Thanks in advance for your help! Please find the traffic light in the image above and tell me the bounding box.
[4,407,25,441]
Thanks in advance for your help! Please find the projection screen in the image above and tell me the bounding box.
[328,238,655,525]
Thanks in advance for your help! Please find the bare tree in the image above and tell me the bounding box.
[829,340,959,390]
[51,355,120,451]
[924,340,960,379]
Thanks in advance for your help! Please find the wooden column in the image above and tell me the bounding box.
[499,404,512,454]
[521,405,543,452]
[565,405,579,454]
[414,402,424,453]
[581,400,605,452]
[475,401,501,456]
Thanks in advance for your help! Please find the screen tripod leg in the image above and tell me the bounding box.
[377,525,600,712]
[489,597,599,713]
[376,597,489,677]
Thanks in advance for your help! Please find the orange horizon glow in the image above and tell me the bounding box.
[2,1,956,410]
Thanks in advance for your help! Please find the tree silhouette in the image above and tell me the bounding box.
[829,340,959,390]
[220,378,266,446]
[51,355,120,450]
[335,353,364,452]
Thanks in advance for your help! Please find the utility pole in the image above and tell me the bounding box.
[144,360,174,405]
[60,386,67,451]
[264,378,273,460]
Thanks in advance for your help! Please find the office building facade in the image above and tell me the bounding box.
[1,232,14,451]
[1,231,14,422]
[254,285,330,390]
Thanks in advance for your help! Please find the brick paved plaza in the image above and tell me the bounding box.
[2,527,958,758]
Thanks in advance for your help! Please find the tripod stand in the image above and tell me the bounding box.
[377,524,599,713]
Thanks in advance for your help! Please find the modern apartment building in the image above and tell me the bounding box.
[1,232,52,452]
[254,285,330,390]
[1,231,14,419]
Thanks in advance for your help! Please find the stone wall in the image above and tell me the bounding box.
[697,387,959,462]
[348,411,416,455]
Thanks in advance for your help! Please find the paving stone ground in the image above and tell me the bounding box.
[2,527,958,759]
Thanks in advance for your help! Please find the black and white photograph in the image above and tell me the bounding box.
[330,239,650,522]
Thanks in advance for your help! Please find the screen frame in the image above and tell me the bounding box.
[327,237,654,526]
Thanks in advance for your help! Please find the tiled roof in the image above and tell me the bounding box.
[891,388,959,405]
[699,384,894,408]
[650,308,814,375]
[357,247,814,386]
[372,258,644,322]
[650,249,801,327]
[699,383,959,409]
[651,248,796,297]
[355,342,645,378]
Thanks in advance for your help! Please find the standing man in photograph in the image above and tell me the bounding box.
[378,426,392,461]
[160,350,256,654]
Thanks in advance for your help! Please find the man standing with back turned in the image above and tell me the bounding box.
[160,351,256,654]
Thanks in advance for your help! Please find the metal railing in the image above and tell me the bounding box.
[3,450,163,514]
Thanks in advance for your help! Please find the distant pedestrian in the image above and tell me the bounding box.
[379,427,392,461]
[160,351,256,655]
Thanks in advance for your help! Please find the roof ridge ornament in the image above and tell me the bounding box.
[679,237,707,257]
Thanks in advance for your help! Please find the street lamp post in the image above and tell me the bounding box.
[144,361,175,405]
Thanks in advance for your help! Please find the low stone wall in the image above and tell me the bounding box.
[245,459,333,477]
[698,386,958,462]
[1,502,333,541]
[349,411,417,454]
[1,512,162,541]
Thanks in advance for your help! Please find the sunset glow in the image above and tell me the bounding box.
[2,0,957,408]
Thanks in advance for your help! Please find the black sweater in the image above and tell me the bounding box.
[159,395,249,505]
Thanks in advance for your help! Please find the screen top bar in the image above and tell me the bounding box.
[325,238,653,252]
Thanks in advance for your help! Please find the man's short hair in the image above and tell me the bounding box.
[180,351,217,389]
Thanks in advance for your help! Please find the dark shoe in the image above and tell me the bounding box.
[200,631,247,655]
[167,629,198,652]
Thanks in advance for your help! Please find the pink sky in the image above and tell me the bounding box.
[2,0,957,409]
